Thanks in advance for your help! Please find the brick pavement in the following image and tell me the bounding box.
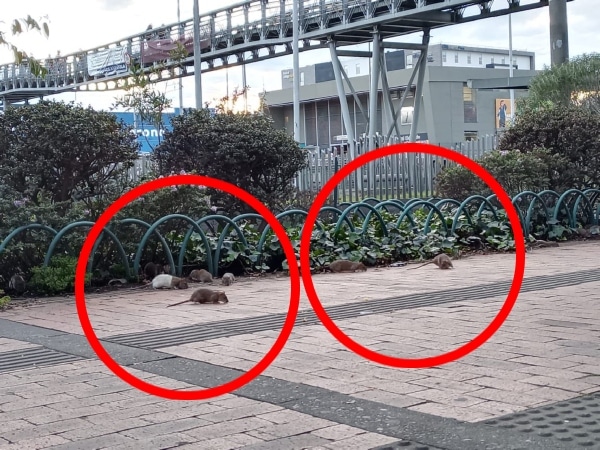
[0,240,599,449]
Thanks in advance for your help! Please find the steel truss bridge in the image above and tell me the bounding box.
[0,0,569,155]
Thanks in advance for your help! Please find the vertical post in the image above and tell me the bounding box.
[328,40,356,160]
[292,0,301,142]
[193,0,203,108]
[242,62,248,112]
[409,29,430,143]
[177,0,183,115]
[549,0,569,67]
[368,29,381,151]
[508,13,514,126]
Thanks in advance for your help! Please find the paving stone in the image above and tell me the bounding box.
[238,432,332,449]
[0,434,70,449]
[48,433,137,450]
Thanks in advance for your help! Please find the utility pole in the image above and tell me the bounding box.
[193,0,203,108]
[508,13,514,126]
[292,0,300,142]
[177,0,183,115]
[549,0,569,67]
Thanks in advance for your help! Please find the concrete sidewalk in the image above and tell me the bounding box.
[1,241,599,449]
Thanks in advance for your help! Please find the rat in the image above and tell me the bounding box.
[144,262,165,280]
[8,274,26,294]
[189,269,213,283]
[407,254,454,270]
[328,260,367,273]
[151,274,189,289]
[166,288,229,307]
[221,272,235,286]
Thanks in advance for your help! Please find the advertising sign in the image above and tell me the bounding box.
[495,98,512,129]
[87,47,130,77]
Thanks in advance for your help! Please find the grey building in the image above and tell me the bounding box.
[266,45,536,149]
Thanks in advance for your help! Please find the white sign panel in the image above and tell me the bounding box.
[87,47,130,77]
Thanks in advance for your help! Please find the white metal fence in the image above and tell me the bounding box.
[295,135,499,202]
[127,135,499,202]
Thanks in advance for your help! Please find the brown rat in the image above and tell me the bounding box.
[144,262,164,280]
[8,274,26,294]
[221,272,235,286]
[189,269,213,283]
[166,288,229,307]
[328,260,367,273]
[407,254,453,270]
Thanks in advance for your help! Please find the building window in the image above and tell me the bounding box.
[513,58,517,66]
[491,57,495,64]
[406,55,413,69]
[478,55,483,64]
[343,65,349,74]
[463,85,477,123]
[454,53,459,63]
[442,52,447,63]
[356,63,361,75]
[501,57,506,65]
[300,72,304,86]
[467,54,472,64]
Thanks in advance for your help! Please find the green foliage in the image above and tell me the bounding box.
[0,289,10,310]
[435,149,556,200]
[0,100,140,206]
[524,53,600,113]
[30,256,91,295]
[0,16,50,76]
[153,109,309,214]
[0,188,91,288]
[112,63,173,152]
[497,106,600,191]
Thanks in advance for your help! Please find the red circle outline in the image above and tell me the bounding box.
[300,143,526,368]
[75,175,301,399]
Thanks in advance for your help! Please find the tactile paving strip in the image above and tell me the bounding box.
[370,440,444,450]
[106,268,600,349]
[0,346,84,373]
[484,391,600,448]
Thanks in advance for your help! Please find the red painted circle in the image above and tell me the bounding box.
[75,175,301,399]
[300,143,526,368]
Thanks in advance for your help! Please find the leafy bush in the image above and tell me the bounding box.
[0,100,140,206]
[153,109,309,214]
[30,255,91,295]
[0,289,10,310]
[435,148,556,200]
[498,106,600,191]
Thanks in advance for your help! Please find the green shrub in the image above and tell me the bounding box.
[435,148,557,200]
[30,255,91,295]
[0,289,11,309]
[498,105,600,191]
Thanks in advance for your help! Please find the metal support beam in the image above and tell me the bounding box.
[380,42,428,51]
[379,51,401,138]
[193,0,203,108]
[341,69,369,124]
[409,28,430,143]
[292,0,301,141]
[386,65,420,137]
[368,29,381,150]
[328,40,356,160]
[336,50,373,58]
[549,0,569,66]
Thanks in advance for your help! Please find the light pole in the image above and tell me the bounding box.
[193,0,203,109]
[177,0,183,115]
[508,13,514,126]
[292,0,300,142]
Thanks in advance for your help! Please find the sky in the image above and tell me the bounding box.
[1,0,597,112]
